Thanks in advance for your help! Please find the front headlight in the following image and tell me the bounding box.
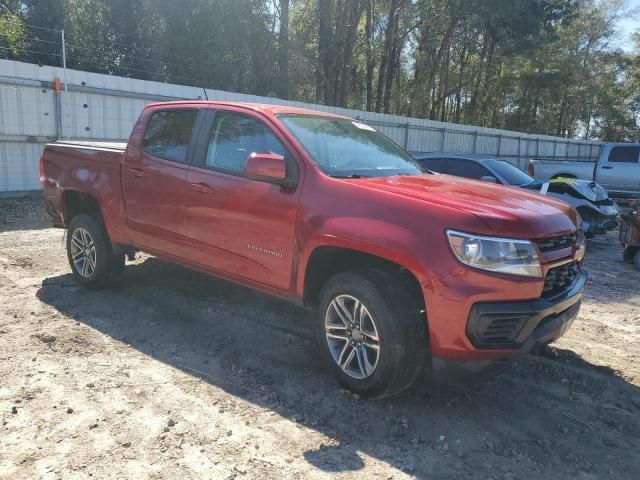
[446,230,542,278]
[601,204,619,216]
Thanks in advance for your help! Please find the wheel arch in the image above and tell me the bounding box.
[61,189,104,226]
[301,244,427,316]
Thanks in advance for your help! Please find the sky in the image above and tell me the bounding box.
[616,0,640,51]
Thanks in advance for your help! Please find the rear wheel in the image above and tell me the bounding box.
[66,214,124,288]
[315,269,428,398]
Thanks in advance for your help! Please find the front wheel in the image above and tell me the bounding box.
[66,214,124,288]
[315,269,428,398]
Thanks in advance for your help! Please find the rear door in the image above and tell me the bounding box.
[597,145,640,195]
[184,108,302,290]
[122,107,201,258]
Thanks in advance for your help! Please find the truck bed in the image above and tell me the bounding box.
[529,158,595,182]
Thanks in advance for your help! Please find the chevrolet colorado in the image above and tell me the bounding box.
[41,101,587,397]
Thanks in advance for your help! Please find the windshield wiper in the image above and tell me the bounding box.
[329,174,370,179]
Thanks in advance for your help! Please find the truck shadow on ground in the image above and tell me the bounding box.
[37,256,640,478]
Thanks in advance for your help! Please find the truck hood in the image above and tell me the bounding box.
[355,174,580,237]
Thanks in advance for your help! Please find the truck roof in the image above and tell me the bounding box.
[145,100,352,119]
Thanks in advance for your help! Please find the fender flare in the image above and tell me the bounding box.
[295,231,432,301]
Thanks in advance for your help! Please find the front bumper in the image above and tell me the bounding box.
[431,271,587,385]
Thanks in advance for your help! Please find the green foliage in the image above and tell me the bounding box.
[0,10,24,56]
[0,0,638,141]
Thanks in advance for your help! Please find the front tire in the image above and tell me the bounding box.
[66,214,124,288]
[315,269,428,398]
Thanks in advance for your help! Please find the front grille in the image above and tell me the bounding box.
[542,262,581,298]
[533,232,578,253]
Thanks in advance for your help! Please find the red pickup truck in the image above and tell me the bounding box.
[41,101,587,397]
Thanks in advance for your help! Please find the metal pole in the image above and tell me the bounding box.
[518,137,522,168]
[404,121,410,150]
[54,78,62,140]
[61,29,68,92]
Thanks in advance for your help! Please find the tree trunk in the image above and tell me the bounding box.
[277,0,290,99]
[318,0,334,104]
[454,44,467,123]
[365,0,374,111]
[468,33,488,121]
[383,41,398,113]
[336,1,364,107]
[375,0,400,112]
[479,35,495,126]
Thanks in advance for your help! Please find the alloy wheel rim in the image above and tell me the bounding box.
[324,294,380,380]
[70,227,96,278]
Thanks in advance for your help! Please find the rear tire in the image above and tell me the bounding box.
[315,268,428,399]
[66,214,124,288]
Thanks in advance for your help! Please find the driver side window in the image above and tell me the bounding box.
[206,111,287,175]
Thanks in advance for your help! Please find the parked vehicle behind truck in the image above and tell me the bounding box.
[413,153,619,238]
[41,101,587,397]
[528,144,640,199]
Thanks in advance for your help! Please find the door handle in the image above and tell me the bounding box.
[191,182,215,194]
[601,166,613,170]
[128,168,146,178]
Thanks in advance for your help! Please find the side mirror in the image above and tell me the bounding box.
[245,153,294,188]
[481,175,498,183]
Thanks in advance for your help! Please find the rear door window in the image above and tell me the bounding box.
[142,109,199,163]
[608,146,640,163]
[446,159,491,180]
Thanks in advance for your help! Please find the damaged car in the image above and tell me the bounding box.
[414,153,619,238]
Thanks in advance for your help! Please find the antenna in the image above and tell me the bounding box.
[202,88,209,100]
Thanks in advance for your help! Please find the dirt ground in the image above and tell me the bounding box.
[1,196,639,480]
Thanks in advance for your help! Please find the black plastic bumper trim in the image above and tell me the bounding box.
[466,271,587,350]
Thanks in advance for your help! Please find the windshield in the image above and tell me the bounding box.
[279,115,424,178]
[485,159,535,186]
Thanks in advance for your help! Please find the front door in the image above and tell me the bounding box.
[185,109,301,291]
[122,108,200,258]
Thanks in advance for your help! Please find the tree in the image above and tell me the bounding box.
[1,0,637,140]
[278,0,290,99]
